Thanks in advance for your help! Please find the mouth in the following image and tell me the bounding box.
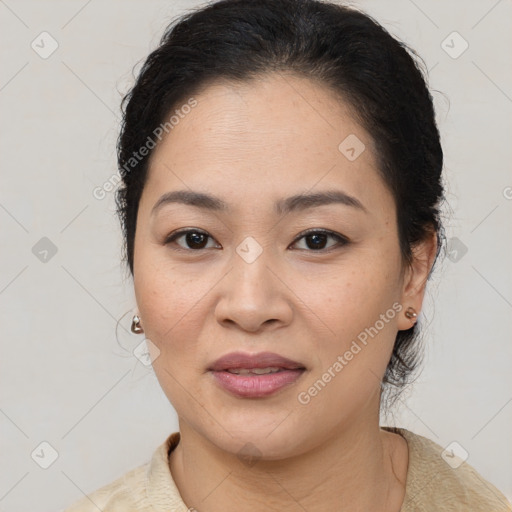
[223,367,289,375]
[208,351,306,398]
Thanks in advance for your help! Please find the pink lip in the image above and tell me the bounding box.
[208,351,306,398]
[208,351,305,371]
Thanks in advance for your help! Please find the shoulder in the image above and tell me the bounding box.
[391,427,512,512]
[63,432,184,512]
[63,462,150,512]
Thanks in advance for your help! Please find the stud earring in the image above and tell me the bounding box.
[405,307,418,321]
[131,314,144,334]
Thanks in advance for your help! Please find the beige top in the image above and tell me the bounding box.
[64,427,511,511]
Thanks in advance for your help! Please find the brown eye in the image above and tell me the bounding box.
[291,229,348,251]
[165,229,219,250]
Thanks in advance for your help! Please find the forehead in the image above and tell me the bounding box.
[142,73,391,217]
[150,73,367,163]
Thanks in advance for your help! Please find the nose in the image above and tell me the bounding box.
[214,248,293,333]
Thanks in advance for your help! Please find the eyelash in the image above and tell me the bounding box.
[164,228,349,253]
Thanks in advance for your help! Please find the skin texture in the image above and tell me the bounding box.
[132,73,437,511]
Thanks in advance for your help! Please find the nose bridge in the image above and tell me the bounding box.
[231,234,274,298]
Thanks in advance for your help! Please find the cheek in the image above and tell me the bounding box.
[292,251,402,393]
[134,266,207,410]
[294,273,401,420]
[133,257,214,373]
[299,261,400,340]
[134,242,187,324]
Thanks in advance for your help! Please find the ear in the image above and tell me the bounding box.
[397,230,438,331]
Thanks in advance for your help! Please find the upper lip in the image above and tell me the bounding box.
[208,351,306,371]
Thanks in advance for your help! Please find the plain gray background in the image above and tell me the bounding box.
[0,1,511,511]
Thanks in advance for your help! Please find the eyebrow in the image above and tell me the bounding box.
[151,189,368,217]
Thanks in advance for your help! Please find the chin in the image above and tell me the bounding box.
[193,410,311,461]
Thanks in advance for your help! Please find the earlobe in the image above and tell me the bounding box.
[397,231,438,330]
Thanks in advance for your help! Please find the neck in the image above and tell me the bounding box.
[169,413,408,512]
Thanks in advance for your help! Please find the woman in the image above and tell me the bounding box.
[65,0,511,510]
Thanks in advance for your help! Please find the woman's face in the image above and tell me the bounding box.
[133,73,425,458]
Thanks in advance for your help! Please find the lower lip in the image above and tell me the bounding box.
[210,369,305,398]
